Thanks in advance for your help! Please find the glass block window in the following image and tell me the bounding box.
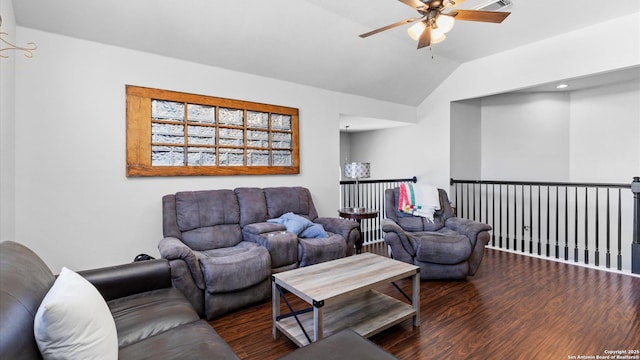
[126,85,299,176]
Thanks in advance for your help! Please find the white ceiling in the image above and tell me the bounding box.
[337,65,640,132]
[13,0,640,107]
[341,114,413,133]
[512,66,640,94]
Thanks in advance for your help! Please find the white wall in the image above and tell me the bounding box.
[449,81,640,184]
[450,99,482,180]
[480,82,640,183]
[465,87,638,269]
[569,80,640,182]
[339,131,351,180]
[12,27,414,272]
[0,1,16,243]
[481,92,571,181]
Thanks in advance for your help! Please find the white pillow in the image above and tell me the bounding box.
[34,267,118,360]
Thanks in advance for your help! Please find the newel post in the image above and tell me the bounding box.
[632,177,640,274]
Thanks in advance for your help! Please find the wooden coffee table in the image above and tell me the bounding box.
[272,253,420,347]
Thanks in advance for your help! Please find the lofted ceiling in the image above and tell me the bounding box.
[12,0,640,107]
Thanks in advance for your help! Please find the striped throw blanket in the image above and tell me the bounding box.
[398,183,440,222]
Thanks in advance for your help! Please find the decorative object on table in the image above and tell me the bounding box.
[343,161,370,211]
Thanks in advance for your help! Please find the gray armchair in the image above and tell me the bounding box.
[382,187,492,280]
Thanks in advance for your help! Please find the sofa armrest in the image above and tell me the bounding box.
[314,217,359,238]
[381,218,411,246]
[242,223,298,269]
[445,217,492,247]
[166,258,205,317]
[78,259,171,302]
[243,222,286,235]
[158,237,205,290]
[381,218,416,259]
[381,218,404,234]
[314,217,360,255]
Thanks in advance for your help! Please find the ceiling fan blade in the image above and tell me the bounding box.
[449,9,510,23]
[398,0,426,9]
[359,17,421,38]
[417,25,431,49]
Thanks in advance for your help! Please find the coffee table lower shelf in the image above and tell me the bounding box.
[275,290,416,347]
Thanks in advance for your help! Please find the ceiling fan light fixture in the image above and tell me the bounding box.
[407,21,427,40]
[436,14,455,33]
[431,28,447,44]
[361,0,510,50]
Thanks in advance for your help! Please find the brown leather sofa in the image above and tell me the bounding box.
[0,240,239,360]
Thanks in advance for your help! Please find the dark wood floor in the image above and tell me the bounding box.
[210,243,640,359]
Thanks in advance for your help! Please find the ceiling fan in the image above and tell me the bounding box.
[359,0,511,49]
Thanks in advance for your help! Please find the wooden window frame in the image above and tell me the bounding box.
[126,85,299,176]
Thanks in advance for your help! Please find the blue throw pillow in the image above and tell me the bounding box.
[267,212,312,235]
[300,223,328,238]
[267,212,327,238]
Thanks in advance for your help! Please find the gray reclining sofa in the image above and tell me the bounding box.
[159,186,360,319]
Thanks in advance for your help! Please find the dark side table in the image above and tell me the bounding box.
[338,207,379,254]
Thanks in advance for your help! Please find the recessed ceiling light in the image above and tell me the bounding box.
[556,84,569,89]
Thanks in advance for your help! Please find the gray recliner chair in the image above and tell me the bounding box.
[159,189,271,320]
[382,187,492,280]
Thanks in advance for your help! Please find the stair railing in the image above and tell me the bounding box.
[450,177,639,273]
[340,176,417,245]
